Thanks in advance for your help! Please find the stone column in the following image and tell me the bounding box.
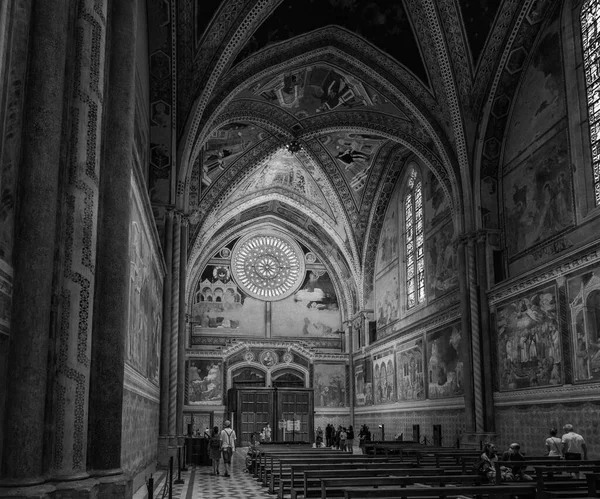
[0,0,68,487]
[176,218,188,437]
[169,213,181,437]
[346,321,355,425]
[158,210,174,462]
[456,237,475,434]
[48,0,108,483]
[87,0,138,494]
[266,302,272,337]
[476,231,495,432]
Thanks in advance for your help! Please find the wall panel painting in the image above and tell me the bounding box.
[495,285,563,391]
[375,180,399,275]
[375,265,399,329]
[424,169,450,228]
[188,359,223,405]
[396,338,425,401]
[314,363,346,407]
[354,358,373,406]
[426,221,458,300]
[426,322,464,399]
[272,270,341,337]
[373,353,395,404]
[567,266,600,383]
[502,129,573,258]
[191,264,266,335]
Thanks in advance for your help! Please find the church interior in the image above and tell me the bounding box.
[1,0,600,497]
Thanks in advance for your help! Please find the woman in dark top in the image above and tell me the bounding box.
[358,424,371,454]
[346,425,355,453]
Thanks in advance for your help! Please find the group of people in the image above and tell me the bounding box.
[206,420,237,477]
[477,424,588,482]
[313,424,356,451]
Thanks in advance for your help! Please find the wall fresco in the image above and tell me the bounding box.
[354,358,373,407]
[314,363,346,407]
[396,338,425,401]
[188,359,223,405]
[191,264,266,335]
[567,266,600,384]
[426,221,457,300]
[495,285,563,391]
[272,270,341,337]
[375,265,399,329]
[426,322,464,399]
[502,128,573,258]
[373,353,395,404]
[424,168,450,228]
[376,181,399,274]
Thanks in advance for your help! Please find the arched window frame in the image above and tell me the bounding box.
[403,165,426,310]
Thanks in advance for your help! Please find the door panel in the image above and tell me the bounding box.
[277,390,311,442]
[240,390,272,446]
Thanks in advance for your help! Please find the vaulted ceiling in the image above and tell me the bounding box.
[177,0,561,315]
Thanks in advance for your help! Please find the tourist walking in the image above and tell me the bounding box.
[208,426,221,476]
[221,420,237,477]
[545,428,563,458]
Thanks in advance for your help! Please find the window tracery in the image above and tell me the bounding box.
[405,168,425,308]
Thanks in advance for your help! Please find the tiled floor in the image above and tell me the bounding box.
[140,449,271,499]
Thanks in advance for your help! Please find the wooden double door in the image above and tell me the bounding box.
[228,387,313,446]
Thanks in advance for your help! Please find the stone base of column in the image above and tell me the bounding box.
[460,432,497,450]
[0,478,103,499]
[0,483,56,498]
[95,473,132,498]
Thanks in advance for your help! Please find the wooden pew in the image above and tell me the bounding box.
[534,464,600,499]
[493,458,572,484]
[585,473,600,497]
[342,483,538,499]
[316,474,482,499]
[287,467,443,499]
[257,448,343,484]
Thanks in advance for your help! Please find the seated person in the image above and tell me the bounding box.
[312,436,326,448]
[501,443,532,481]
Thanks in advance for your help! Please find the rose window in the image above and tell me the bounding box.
[231,233,305,301]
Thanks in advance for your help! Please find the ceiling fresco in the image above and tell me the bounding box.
[231,0,428,84]
[237,64,401,118]
[203,121,271,184]
[458,0,503,65]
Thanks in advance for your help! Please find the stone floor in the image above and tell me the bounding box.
[135,449,271,499]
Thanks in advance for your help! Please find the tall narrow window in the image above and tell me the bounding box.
[405,168,425,308]
[581,0,600,205]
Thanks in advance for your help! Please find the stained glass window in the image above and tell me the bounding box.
[405,168,425,308]
[582,0,600,205]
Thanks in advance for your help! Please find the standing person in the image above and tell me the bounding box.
[334,425,342,450]
[346,425,355,453]
[325,424,333,447]
[315,426,324,443]
[265,423,272,443]
[220,420,237,477]
[562,423,587,479]
[339,427,348,452]
[208,426,221,476]
[545,428,563,458]
[359,424,370,454]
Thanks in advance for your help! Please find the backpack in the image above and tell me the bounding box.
[210,435,221,450]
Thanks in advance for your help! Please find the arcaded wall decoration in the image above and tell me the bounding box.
[314,363,347,408]
[396,337,426,402]
[494,284,563,391]
[566,264,600,384]
[373,351,395,404]
[188,359,223,405]
[426,220,458,301]
[426,321,464,399]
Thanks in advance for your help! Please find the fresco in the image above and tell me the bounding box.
[191,264,266,335]
[127,215,163,385]
[376,181,399,274]
[239,148,334,218]
[503,14,565,164]
[354,358,373,406]
[396,338,425,401]
[188,359,223,404]
[373,353,395,404]
[314,363,346,407]
[375,265,399,329]
[567,266,600,383]
[202,122,269,184]
[318,131,386,199]
[495,285,563,391]
[424,168,450,228]
[426,222,458,300]
[503,129,573,257]
[272,270,341,337]
[426,322,464,399]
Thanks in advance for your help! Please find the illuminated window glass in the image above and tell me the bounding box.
[581,0,600,205]
[405,168,425,308]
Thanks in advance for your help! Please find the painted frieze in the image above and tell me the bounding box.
[426,322,464,399]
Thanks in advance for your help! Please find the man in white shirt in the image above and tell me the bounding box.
[220,420,237,477]
[562,424,587,460]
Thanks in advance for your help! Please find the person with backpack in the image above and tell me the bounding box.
[208,426,221,476]
[220,420,237,477]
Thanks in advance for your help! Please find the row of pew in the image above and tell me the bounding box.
[248,442,600,499]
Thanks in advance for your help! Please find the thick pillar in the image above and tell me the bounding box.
[169,213,181,436]
[49,0,108,482]
[87,0,138,494]
[176,218,188,437]
[0,0,68,486]
[456,238,475,435]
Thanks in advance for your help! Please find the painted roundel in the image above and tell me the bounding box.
[231,233,305,301]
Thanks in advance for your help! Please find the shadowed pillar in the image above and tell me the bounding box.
[176,218,188,437]
[0,0,68,487]
[169,213,181,437]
